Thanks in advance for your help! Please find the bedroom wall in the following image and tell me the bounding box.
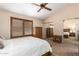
[43,4,79,38]
[64,19,79,32]
[0,9,43,39]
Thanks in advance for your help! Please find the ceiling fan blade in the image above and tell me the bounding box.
[44,3,48,6]
[44,7,52,11]
[37,7,43,12]
[32,3,40,7]
[40,3,48,7]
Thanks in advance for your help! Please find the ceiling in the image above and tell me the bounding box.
[0,3,67,20]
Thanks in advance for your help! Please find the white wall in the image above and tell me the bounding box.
[44,4,79,37]
[64,19,79,32]
[0,10,43,39]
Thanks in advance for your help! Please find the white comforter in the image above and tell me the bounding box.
[64,32,69,35]
[0,36,52,56]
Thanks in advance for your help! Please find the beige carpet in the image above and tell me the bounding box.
[68,37,78,42]
[45,38,79,56]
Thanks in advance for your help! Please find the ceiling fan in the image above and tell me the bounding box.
[32,3,52,12]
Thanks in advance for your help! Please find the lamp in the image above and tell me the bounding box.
[49,23,54,28]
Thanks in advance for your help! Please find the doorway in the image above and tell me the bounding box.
[63,18,79,42]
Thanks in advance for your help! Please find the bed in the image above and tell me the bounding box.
[0,17,52,56]
[63,29,70,38]
[0,36,52,56]
[63,32,69,38]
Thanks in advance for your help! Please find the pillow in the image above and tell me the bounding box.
[0,38,4,49]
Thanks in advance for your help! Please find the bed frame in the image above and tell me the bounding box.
[63,29,70,32]
[63,29,70,38]
[42,51,52,56]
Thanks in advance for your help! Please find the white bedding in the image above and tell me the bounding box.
[64,32,69,35]
[0,36,52,56]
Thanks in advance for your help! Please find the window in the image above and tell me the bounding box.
[10,17,33,38]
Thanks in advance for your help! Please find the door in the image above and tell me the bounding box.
[35,27,42,39]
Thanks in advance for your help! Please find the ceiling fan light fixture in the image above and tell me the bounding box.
[32,3,52,12]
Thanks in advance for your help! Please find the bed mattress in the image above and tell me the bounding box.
[0,36,52,56]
